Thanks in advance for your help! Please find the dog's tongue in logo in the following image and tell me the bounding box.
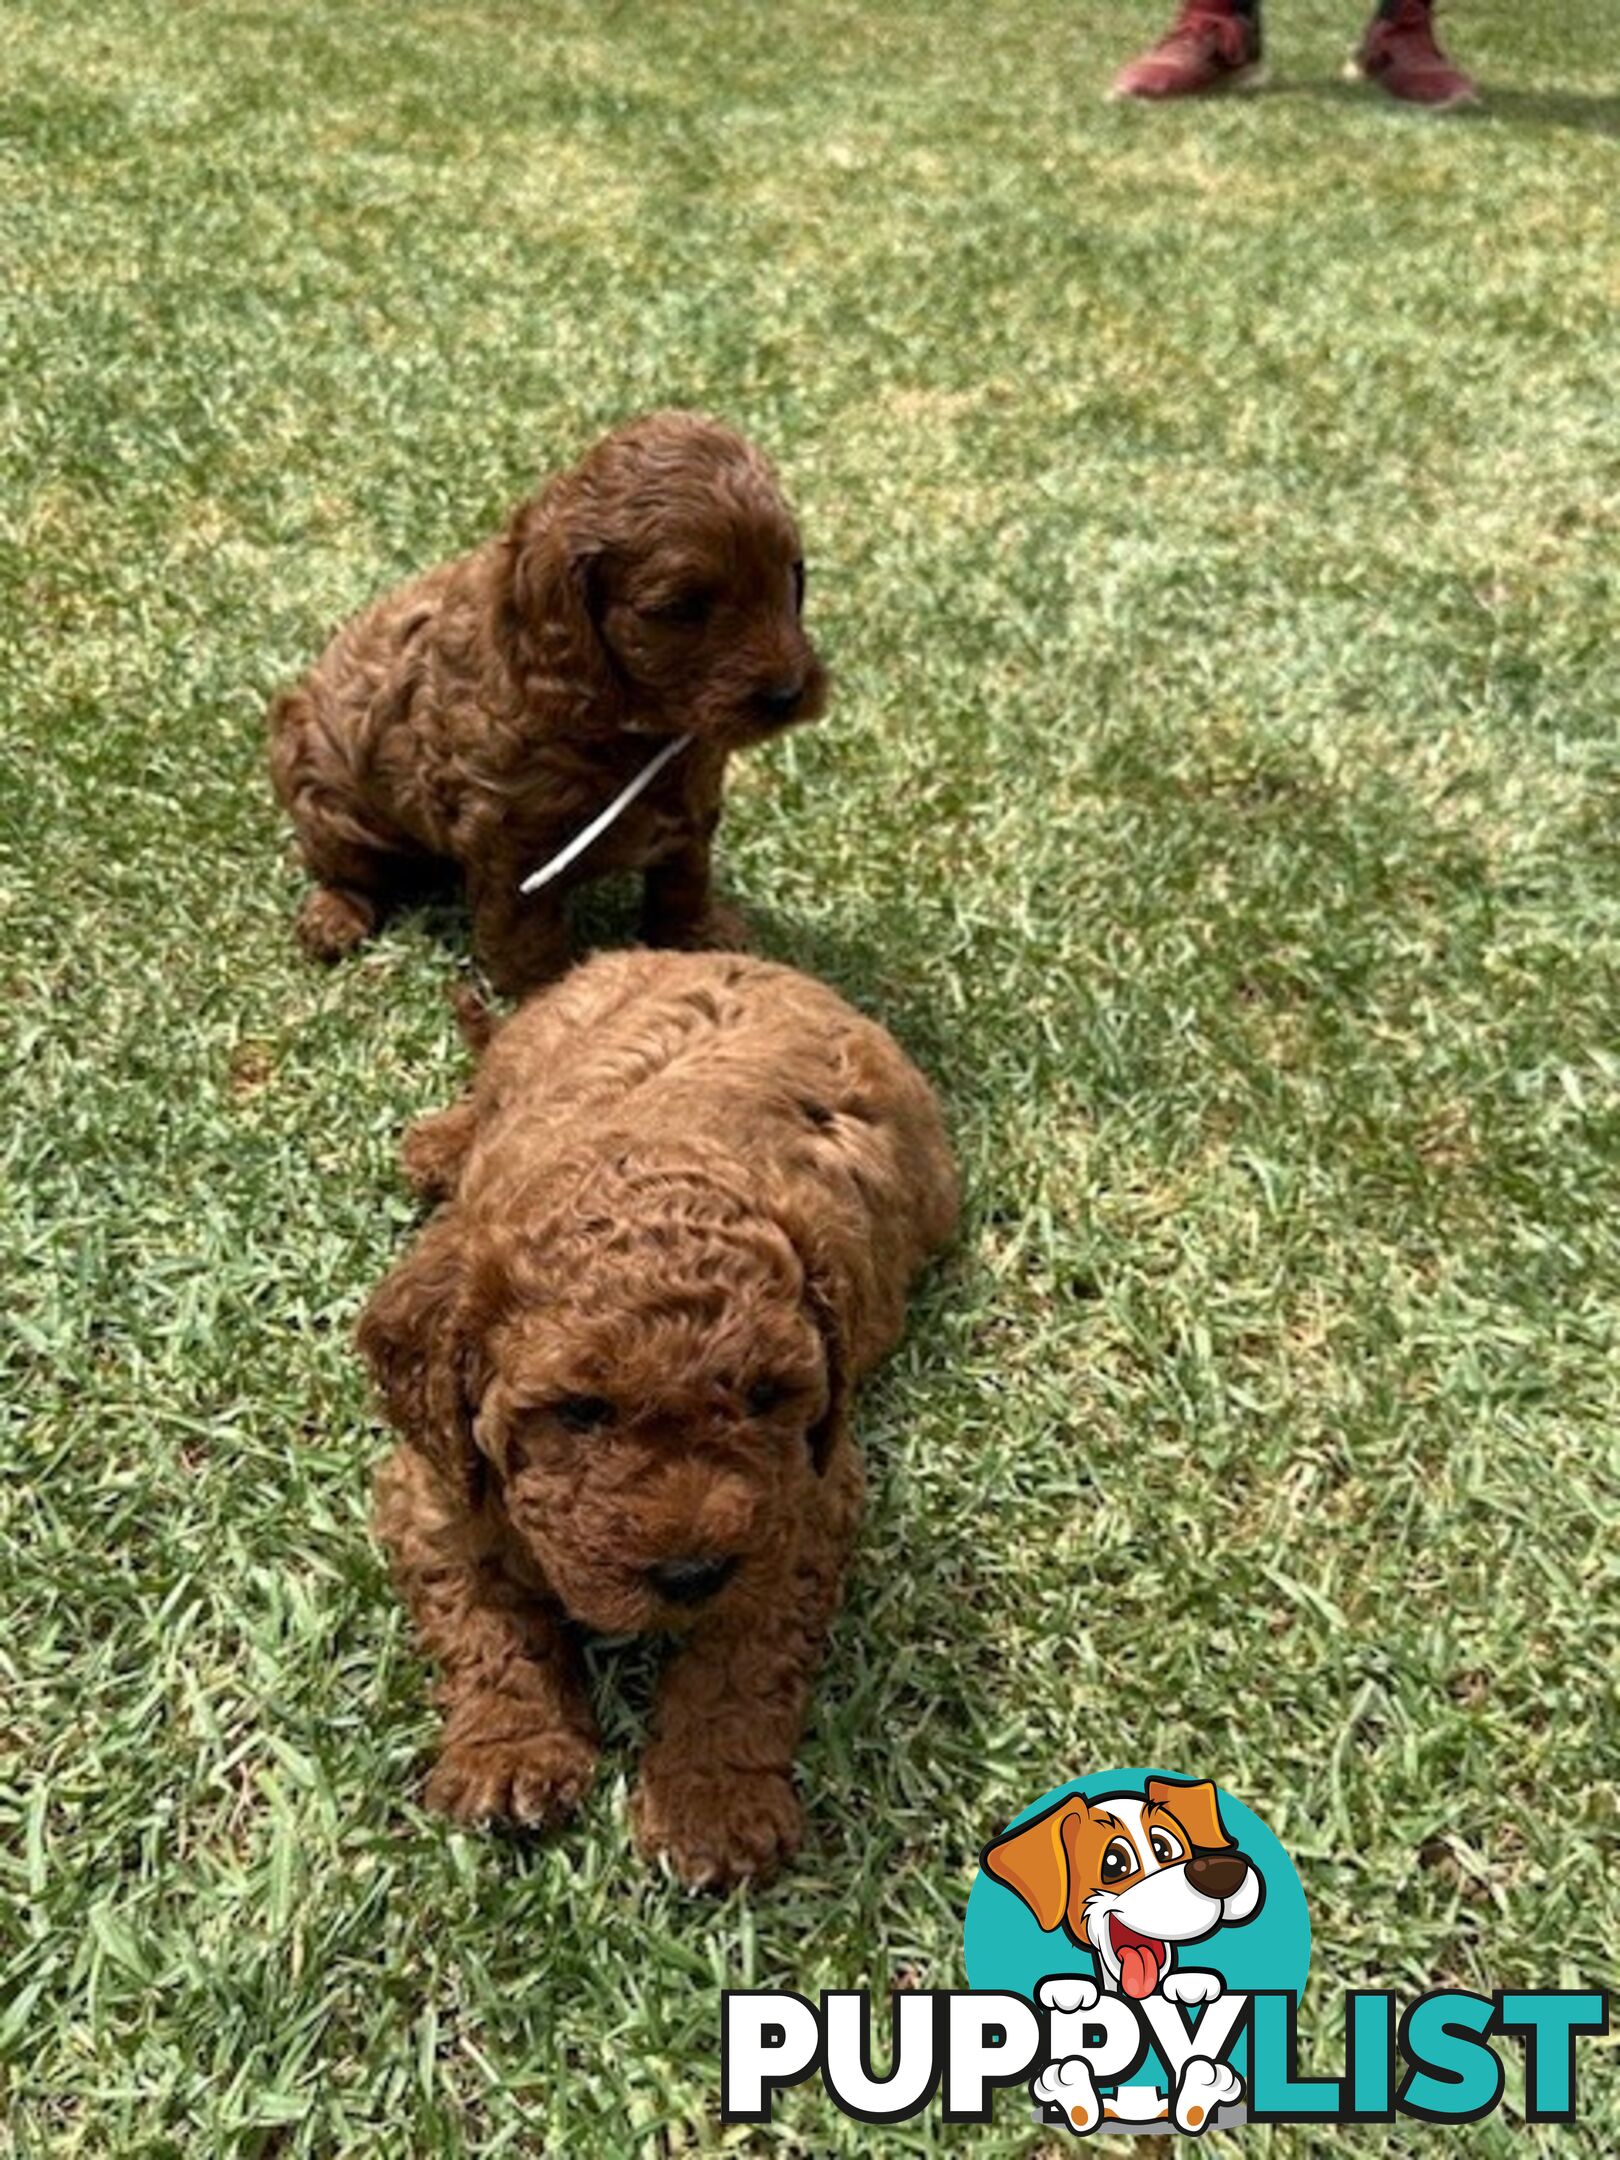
[1111,1918,1168,2000]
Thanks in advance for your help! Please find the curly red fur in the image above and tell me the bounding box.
[360,951,958,1885]
[269,412,827,994]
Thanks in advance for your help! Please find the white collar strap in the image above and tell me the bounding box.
[518,733,692,895]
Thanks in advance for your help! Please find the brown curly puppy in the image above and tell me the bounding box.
[269,412,827,995]
[359,951,957,1886]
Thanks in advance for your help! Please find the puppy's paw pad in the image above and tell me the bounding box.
[1039,1975,1100,2014]
[1174,2055,1242,2133]
[632,1766,802,1889]
[1031,2055,1102,2135]
[425,1733,598,1829]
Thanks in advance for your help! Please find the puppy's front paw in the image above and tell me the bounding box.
[400,1100,477,1201]
[631,1764,802,1889]
[653,903,752,955]
[297,885,377,961]
[424,1730,597,1830]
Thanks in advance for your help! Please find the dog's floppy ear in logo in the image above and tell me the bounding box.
[1149,1775,1233,1853]
[982,1775,1264,1999]
[981,1792,1088,1934]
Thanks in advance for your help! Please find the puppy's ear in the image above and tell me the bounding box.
[356,1209,488,1507]
[500,483,614,702]
[1147,1777,1235,1852]
[768,1202,851,1476]
[981,1796,1084,1934]
[799,1258,850,1477]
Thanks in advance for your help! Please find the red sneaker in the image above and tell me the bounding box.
[1108,3,1265,100]
[1350,0,1478,108]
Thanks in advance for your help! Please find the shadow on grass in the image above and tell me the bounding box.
[1275,73,1618,135]
[384,876,982,1098]
[741,900,967,1073]
[1458,84,1620,137]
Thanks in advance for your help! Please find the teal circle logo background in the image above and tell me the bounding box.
[963,1767,1310,2079]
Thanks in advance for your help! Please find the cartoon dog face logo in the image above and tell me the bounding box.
[982,1776,1264,1999]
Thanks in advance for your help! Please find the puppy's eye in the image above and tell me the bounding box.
[746,1378,789,1417]
[1149,1830,1183,1865]
[551,1394,616,1433]
[645,587,714,628]
[1101,1839,1136,1883]
[791,560,806,614]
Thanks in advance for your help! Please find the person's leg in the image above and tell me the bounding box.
[1349,0,1478,107]
[1108,0,1265,101]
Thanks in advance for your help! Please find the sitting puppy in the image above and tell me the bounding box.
[359,950,957,1885]
[269,412,827,994]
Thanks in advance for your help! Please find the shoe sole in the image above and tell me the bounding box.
[1107,60,1269,102]
[1343,52,1479,107]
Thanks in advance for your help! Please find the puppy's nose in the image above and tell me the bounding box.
[647,1554,739,1606]
[1187,1851,1249,1900]
[757,677,805,721]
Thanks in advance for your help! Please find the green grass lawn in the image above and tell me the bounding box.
[3,0,1618,2152]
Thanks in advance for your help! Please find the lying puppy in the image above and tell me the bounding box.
[269,411,827,994]
[359,951,957,1884]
